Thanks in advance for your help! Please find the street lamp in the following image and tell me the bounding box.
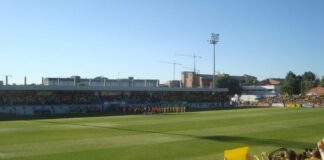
[209,33,219,88]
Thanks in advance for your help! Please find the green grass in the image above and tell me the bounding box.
[1,108,324,160]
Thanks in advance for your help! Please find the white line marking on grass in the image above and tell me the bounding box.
[0,152,9,159]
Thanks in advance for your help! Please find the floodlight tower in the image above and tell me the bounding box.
[209,33,219,88]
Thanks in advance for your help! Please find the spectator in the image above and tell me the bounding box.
[318,140,324,159]
[310,148,322,160]
[283,150,296,160]
[296,153,306,160]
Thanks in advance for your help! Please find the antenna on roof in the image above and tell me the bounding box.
[176,53,202,73]
[1,75,13,85]
[157,61,182,80]
[182,66,200,73]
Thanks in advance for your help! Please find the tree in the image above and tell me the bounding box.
[282,71,300,95]
[320,76,324,87]
[302,71,316,81]
[296,75,302,94]
[215,76,242,95]
[244,75,258,85]
[301,71,317,93]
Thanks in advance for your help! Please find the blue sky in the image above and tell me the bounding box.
[0,0,323,84]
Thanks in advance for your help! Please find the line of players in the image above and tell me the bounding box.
[119,106,186,114]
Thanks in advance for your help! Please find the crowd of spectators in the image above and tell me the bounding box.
[265,140,324,160]
[259,95,324,107]
[0,91,229,106]
[225,140,324,160]
[0,92,101,105]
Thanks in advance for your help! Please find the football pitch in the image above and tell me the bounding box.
[1,108,324,160]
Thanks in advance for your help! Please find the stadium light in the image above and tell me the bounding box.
[208,33,219,88]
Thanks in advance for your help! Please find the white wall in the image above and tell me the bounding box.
[91,81,105,86]
[107,80,119,87]
[242,85,279,97]
[133,80,145,87]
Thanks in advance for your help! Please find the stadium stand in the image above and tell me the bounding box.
[0,87,230,115]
